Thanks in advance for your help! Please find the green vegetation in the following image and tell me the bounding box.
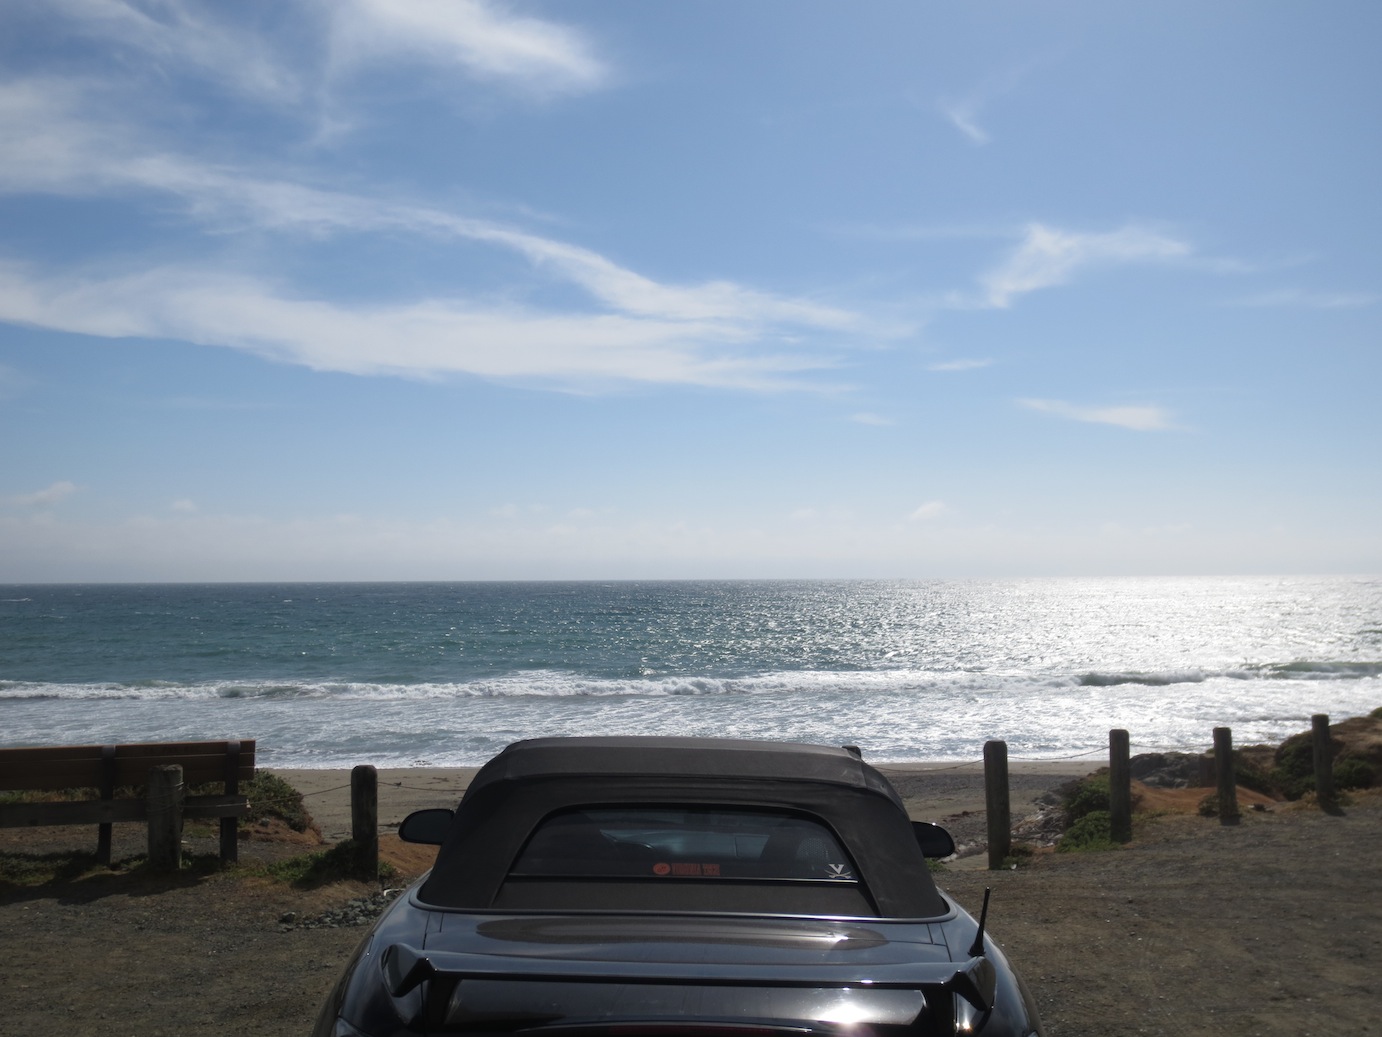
[1054,773,1121,852]
[1332,757,1376,790]
[0,849,105,886]
[1269,739,1376,799]
[1063,772,1110,822]
[1271,740,1317,800]
[1057,810,1115,853]
[1001,844,1036,869]
[186,769,314,831]
[256,840,396,887]
[242,770,314,832]
[1230,753,1275,795]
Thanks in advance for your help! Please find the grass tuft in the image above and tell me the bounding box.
[252,841,397,888]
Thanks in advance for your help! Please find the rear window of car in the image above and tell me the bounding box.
[508,806,860,884]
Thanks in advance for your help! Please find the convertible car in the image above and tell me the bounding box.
[313,737,1044,1036]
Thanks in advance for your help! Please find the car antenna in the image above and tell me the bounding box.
[967,887,992,958]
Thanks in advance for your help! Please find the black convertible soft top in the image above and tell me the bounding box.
[418,737,949,919]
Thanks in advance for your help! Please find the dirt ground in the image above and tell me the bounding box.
[2,784,1379,1037]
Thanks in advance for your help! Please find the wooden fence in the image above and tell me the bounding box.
[336,715,1347,879]
[982,713,1342,869]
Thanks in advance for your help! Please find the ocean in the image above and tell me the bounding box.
[1,578,1378,769]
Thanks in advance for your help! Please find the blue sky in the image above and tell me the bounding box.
[1,1,1378,580]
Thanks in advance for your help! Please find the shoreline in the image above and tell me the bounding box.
[274,759,1095,843]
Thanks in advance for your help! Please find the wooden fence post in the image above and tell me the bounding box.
[1213,727,1239,826]
[1109,729,1132,843]
[146,764,185,871]
[1312,714,1338,812]
[97,744,117,867]
[351,764,379,881]
[984,740,1011,870]
[220,740,241,864]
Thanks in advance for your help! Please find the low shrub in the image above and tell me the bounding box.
[1064,773,1110,822]
[243,770,314,832]
[1232,753,1275,796]
[1270,739,1318,800]
[1057,810,1115,853]
[1333,757,1376,790]
[1001,844,1036,869]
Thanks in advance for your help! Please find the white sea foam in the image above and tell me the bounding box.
[3,577,1378,766]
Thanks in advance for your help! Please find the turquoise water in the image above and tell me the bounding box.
[2,578,1379,767]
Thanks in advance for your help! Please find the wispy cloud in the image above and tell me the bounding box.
[33,0,307,104]
[936,59,1050,147]
[0,262,840,390]
[1020,398,1177,432]
[981,224,1191,308]
[1228,288,1377,309]
[938,98,989,145]
[12,480,77,507]
[329,0,608,96]
[0,74,862,390]
[850,412,893,426]
[909,501,945,521]
[29,0,606,104]
[928,358,992,372]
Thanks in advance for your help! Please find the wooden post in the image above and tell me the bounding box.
[1109,729,1132,843]
[146,764,185,871]
[220,741,241,863]
[1213,727,1239,826]
[351,764,379,881]
[1312,714,1337,811]
[97,744,117,867]
[984,740,1011,870]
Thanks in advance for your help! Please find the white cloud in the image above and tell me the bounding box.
[0,263,841,390]
[27,0,605,105]
[938,99,989,145]
[0,75,863,390]
[936,62,1038,147]
[981,224,1192,308]
[850,412,893,426]
[171,498,197,513]
[12,481,77,507]
[1020,398,1177,432]
[909,501,945,521]
[928,358,992,372]
[329,0,608,96]
[34,0,306,103]
[0,75,861,388]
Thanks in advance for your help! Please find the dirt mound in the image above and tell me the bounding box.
[378,833,438,877]
[1132,779,1276,813]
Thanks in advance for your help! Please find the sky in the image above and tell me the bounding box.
[1,0,1379,581]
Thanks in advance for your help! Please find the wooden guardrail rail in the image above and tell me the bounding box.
[0,739,255,866]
